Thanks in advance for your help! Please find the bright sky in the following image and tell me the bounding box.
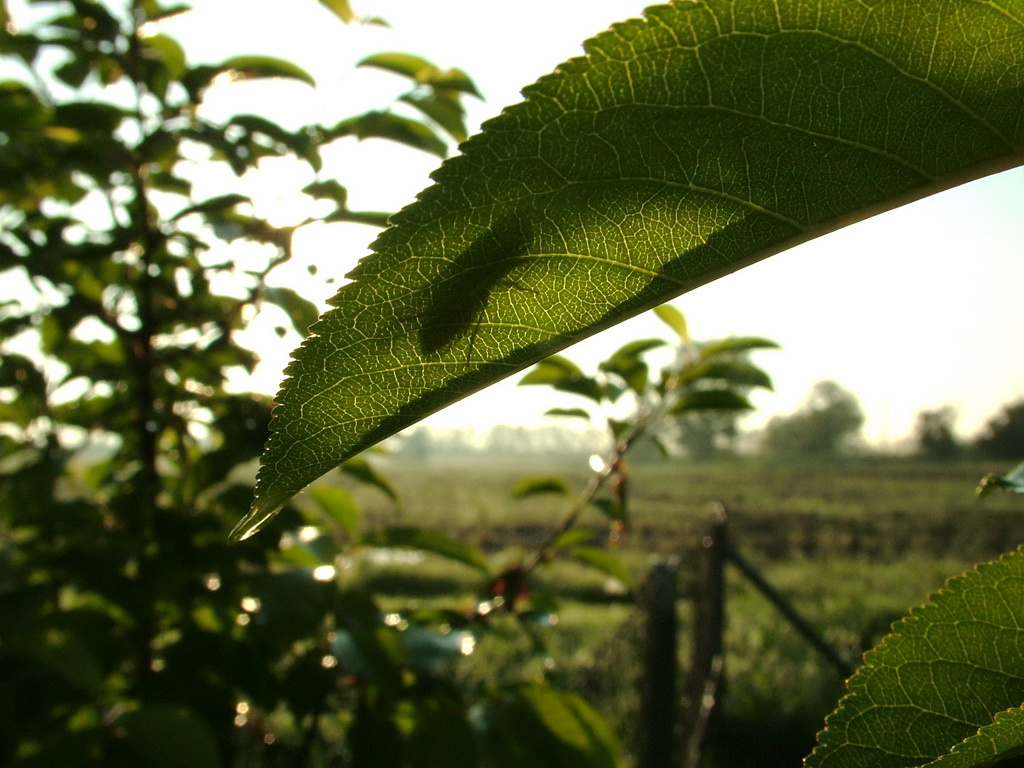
[168,0,1024,448]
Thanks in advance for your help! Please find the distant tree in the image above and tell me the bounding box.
[761,380,864,457]
[391,425,433,461]
[676,410,741,460]
[914,406,961,460]
[485,423,530,455]
[975,398,1024,460]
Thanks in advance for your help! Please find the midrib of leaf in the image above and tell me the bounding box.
[238,0,1024,539]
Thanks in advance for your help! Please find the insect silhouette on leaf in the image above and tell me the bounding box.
[418,213,535,359]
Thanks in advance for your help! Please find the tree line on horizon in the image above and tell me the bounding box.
[388,380,1024,464]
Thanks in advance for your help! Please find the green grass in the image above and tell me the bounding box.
[349,456,1024,561]
[337,457,1024,767]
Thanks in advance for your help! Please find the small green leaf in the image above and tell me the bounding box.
[677,359,774,391]
[977,461,1024,498]
[307,484,360,536]
[357,53,481,97]
[141,33,186,81]
[264,287,320,335]
[427,67,481,99]
[670,389,753,415]
[319,0,356,23]
[219,55,316,87]
[653,304,688,342]
[543,407,591,421]
[521,355,586,381]
[698,337,780,358]
[520,356,604,403]
[53,102,126,133]
[54,57,92,88]
[231,114,320,168]
[339,456,398,501]
[511,476,571,499]
[589,498,625,523]
[600,338,663,395]
[363,527,489,573]
[602,339,665,365]
[358,52,436,81]
[571,547,630,586]
[170,193,248,222]
[548,529,595,552]
[303,179,348,206]
[401,91,470,144]
[325,111,448,158]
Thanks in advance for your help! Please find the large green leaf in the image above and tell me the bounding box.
[237,0,1024,539]
[806,547,1024,768]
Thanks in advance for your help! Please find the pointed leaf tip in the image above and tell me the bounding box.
[229,502,280,542]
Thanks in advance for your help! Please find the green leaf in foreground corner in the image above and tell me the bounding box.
[806,547,1024,768]
[921,706,1024,768]
[237,0,1024,540]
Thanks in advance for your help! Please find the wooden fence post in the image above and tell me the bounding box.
[681,503,728,768]
[638,558,680,768]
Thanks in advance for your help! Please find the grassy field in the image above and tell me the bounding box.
[354,455,1024,559]
[338,456,1024,768]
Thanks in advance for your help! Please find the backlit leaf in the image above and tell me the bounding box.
[572,547,630,586]
[339,455,398,501]
[219,55,316,87]
[240,0,1024,539]
[543,407,591,421]
[319,0,356,23]
[654,304,688,342]
[807,547,1024,768]
[511,476,571,499]
[307,484,360,536]
[325,111,448,158]
[977,461,1024,498]
[358,52,436,81]
[698,336,780,358]
[676,359,773,390]
[670,389,753,415]
[520,356,604,403]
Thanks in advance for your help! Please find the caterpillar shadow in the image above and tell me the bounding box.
[418,214,534,357]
